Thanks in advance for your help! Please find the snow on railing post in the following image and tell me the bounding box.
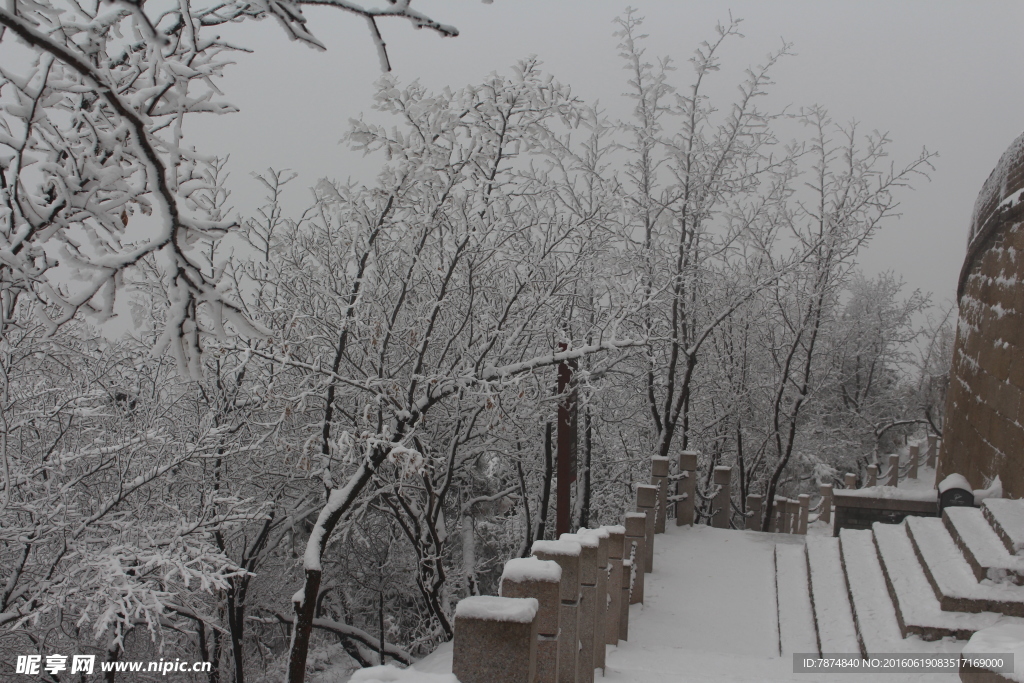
[675,451,698,526]
[745,494,762,530]
[532,539,582,683]
[866,464,878,487]
[926,434,939,468]
[500,558,562,683]
[819,485,833,525]
[711,466,732,529]
[797,495,810,535]
[844,472,857,490]
[623,512,647,604]
[908,444,920,479]
[651,456,670,533]
[559,532,599,683]
[635,485,658,573]
[601,525,626,645]
[583,528,610,673]
[452,595,539,683]
[887,454,900,487]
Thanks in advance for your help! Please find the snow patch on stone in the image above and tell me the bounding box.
[939,473,973,494]
[560,531,599,548]
[962,621,1024,683]
[532,539,582,557]
[455,595,538,624]
[601,524,626,535]
[501,557,561,584]
[350,665,459,683]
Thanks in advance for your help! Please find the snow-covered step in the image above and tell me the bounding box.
[982,499,1024,556]
[944,506,1024,584]
[774,543,818,656]
[837,528,905,654]
[905,516,1024,618]
[872,522,995,640]
[805,536,861,655]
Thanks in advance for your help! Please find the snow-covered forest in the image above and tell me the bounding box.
[0,2,957,681]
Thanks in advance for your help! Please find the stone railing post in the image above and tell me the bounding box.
[787,499,800,534]
[926,434,939,468]
[602,525,625,645]
[819,485,833,525]
[778,498,791,534]
[558,532,598,683]
[797,494,810,535]
[453,595,538,683]
[908,444,920,479]
[768,498,780,532]
[887,453,900,486]
[712,466,732,529]
[623,512,647,604]
[500,558,562,683]
[635,485,658,573]
[532,539,582,683]
[675,451,698,526]
[844,472,857,489]
[745,494,762,530]
[651,456,670,533]
[866,465,878,487]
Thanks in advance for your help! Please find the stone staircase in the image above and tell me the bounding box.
[777,498,1024,661]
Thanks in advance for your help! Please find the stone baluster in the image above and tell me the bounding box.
[500,558,562,683]
[797,494,810,535]
[787,499,800,534]
[908,444,920,479]
[712,466,732,529]
[584,528,610,673]
[635,485,658,573]
[768,498,780,532]
[844,472,857,489]
[651,456,670,533]
[778,498,791,534]
[453,595,539,683]
[819,485,833,525]
[532,539,582,683]
[676,451,698,526]
[926,434,939,468]
[745,494,762,531]
[887,453,900,486]
[602,525,626,645]
[558,532,598,683]
[623,512,647,604]
[619,555,632,640]
[866,464,878,487]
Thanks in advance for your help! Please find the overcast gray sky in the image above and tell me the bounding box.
[189,0,1024,305]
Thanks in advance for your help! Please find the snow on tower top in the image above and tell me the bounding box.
[455,595,538,624]
[532,539,582,556]
[601,524,626,535]
[585,526,610,539]
[501,557,561,584]
[560,532,599,548]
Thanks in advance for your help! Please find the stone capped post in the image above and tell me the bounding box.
[559,532,599,683]
[908,444,920,479]
[844,472,857,489]
[768,498,780,532]
[635,484,658,572]
[712,466,732,529]
[623,512,647,604]
[926,434,939,468]
[745,494,762,531]
[797,494,810,535]
[500,558,562,683]
[651,456,670,533]
[601,525,625,644]
[584,528,610,672]
[818,485,833,525]
[866,464,878,487]
[887,453,900,486]
[676,451,698,526]
[532,539,582,683]
[778,498,791,534]
[619,556,632,640]
[453,595,538,683]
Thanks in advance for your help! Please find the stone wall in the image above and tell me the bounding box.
[938,132,1024,497]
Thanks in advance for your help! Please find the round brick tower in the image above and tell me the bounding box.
[937,132,1024,496]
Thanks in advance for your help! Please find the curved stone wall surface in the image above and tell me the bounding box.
[938,132,1024,497]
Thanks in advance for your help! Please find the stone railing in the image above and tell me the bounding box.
[451,455,676,683]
